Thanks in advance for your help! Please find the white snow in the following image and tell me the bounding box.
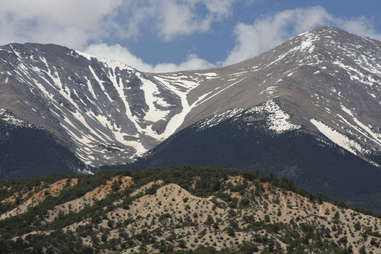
[153,76,195,140]
[203,72,217,77]
[37,57,48,70]
[76,49,135,72]
[310,119,364,155]
[197,72,218,80]
[0,109,30,127]
[192,90,214,108]
[101,57,135,72]
[261,86,277,95]
[230,71,249,77]
[265,31,319,68]
[198,108,244,129]
[195,78,246,106]
[340,105,381,146]
[138,74,170,122]
[300,33,317,53]
[108,67,143,136]
[250,100,301,134]
[77,168,95,175]
[336,114,372,152]
[152,73,239,139]
[113,130,147,157]
[333,60,375,86]
[10,45,21,58]
[340,105,354,117]
[73,112,111,142]
[32,78,54,100]
[84,77,97,100]
[198,100,300,134]
[76,51,93,61]
[89,66,113,102]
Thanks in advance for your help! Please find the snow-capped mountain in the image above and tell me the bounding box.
[191,26,381,160]
[0,43,223,171]
[138,26,381,166]
[1,26,381,180]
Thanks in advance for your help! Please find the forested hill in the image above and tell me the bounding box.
[1,167,381,253]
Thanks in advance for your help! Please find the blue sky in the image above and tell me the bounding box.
[1,0,381,72]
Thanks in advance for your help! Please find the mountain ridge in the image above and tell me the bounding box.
[1,27,381,213]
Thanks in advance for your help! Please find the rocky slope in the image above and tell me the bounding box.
[0,43,212,172]
[0,167,381,253]
[1,26,381,178]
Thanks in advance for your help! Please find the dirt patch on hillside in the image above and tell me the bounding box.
[44,176,134,223]
[0,178,78,220]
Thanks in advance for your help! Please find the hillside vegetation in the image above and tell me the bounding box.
[0,167,381,253]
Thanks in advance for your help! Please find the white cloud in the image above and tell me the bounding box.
[85,5,381,73]
[0,0,237,47]
[122,0,237,40]
[224,6,381,65]
[84,44,154,72]
[84,43,214,73]
[338,17,381,41]
[0,0,123,48]
[0,0,229,72]
[154,54,215,72]
[1,2,380,73]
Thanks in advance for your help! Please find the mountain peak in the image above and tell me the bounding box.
[308,25,344,34]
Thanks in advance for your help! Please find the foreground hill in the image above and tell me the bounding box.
[0,167,381,253]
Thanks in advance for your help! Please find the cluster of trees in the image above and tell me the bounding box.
[0,166,380,253]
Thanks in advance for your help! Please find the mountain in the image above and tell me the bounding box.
[1,26,381,209]
[1,167,381,253]
[128,26,381,211]
[135,25,381,167]
[0,43,207,177]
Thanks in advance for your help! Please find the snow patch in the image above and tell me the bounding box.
[76,51,93,61]
[300,33,317,53]
[198,108,244,129]
[154,76,195,139]
[198,100,300,134]
[197,72,218,80]
[138,74,170,122]
[340,105,354,117]
[261,86,277,95]
[333,60,376,86]
[89,66,112,102]
[310,119,364,155]
[341,105,381,145]
[0,109,31,127]
[251,100,301,134]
